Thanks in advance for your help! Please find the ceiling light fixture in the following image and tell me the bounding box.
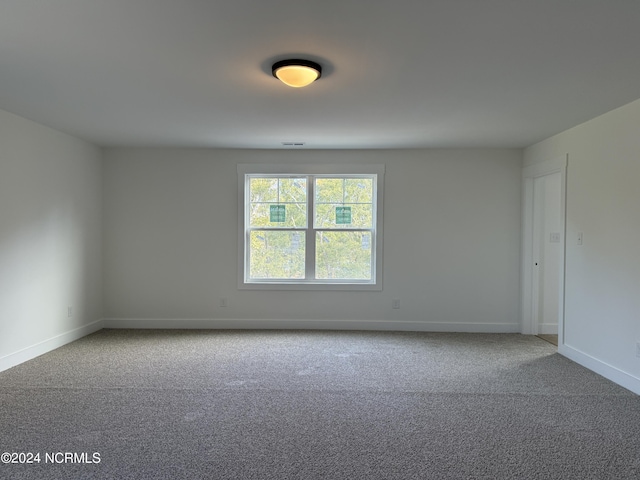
[272,59,322,88]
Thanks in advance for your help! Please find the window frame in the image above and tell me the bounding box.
[238,164,384,291]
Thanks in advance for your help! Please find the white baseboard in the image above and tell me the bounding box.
[538,323,558,335]
[102,318,520,333]
[559,343,640,396]
[0,319,103,373]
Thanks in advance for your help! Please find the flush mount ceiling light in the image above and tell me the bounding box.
[272,59,322,88]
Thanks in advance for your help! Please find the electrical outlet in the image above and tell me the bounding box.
[636,342,640,358]
[67,306,72,318]
[392,299,400,309]
[219,298,228,308]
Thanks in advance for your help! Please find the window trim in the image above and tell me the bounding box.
[237,164,384,291]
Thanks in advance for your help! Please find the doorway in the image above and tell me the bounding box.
[521,156,567,346]
[533,172,562,341]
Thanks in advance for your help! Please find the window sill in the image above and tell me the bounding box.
[238,281,382,291]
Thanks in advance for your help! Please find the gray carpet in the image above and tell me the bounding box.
[0,329,638,479]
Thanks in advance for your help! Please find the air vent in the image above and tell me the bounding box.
[281,142,305,146]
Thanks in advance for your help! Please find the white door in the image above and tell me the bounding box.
[532,172,562,335]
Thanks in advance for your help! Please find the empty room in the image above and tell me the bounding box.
[1,1,639,479]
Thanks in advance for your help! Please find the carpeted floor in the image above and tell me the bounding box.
[0,329,638,479]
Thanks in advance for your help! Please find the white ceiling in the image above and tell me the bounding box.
[1,0,640,149]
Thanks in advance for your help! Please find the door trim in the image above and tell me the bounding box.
[521,156,567,344]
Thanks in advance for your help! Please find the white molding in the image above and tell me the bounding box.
[0,319,103,373]
[522,158,565,179]
[102,318,520,333]
[237,164,387,175]
[237,164,385,291]
[559,343,640,396]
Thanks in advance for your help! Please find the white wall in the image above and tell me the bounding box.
[0,109,103,371]
[103,148,522,332]
[524,98,640,394]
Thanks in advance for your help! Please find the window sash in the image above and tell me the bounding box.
[246,226,376,283]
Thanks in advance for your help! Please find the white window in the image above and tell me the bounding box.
[238,164,384,290]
